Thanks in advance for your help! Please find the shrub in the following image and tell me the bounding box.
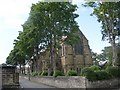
[105,66,120,78]
[95,70,111,80]
[31,72,38,76]
[81,67,93,76]
[53,70,64,77]
[89,65,101,71]
[81,66,114,81]
[41,71,48,76]
[81,67,97,81]
[50,71,54,76]
[66,70,77,76]
[38,72,42,76]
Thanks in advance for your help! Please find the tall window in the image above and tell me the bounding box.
[74,42,83,55]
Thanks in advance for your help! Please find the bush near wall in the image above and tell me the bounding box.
[66,70,77,76]
[81,67,97,81]
[95,70,111,80]
[105,66,120,78]
[41,71,48,76]
[81,66,112,81]
[31,72,38,76]
[53,70,64,77]
[38,72,42,76]
[31,72,42,76]
[89,65,101,71]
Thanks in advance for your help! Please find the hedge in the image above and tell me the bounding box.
[66,70,77,76]
[105,66,120,78]
[95,70,111,80]
[81,67,112,81]
[41,71,48,76]
[81,67,97,81]
[53,70,64,77]
[89,65,101,71]
[31,72,38,76]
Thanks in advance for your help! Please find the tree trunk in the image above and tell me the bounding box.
[36,45,40,72]
[19,64,22,74]
[49,45,53,76]
[53,34,57,74]
[53,47,56,73]
[27,58,31,80]
[48,35,53,76]
[72,45,75,69]
[34,59,37,72]
[30,60,34,73]
[28,64,30,81]
[111,39,118,66]
[53,45,56,74]
[23,65,25,74]
[33,59,36,72]
[109,15,118,66]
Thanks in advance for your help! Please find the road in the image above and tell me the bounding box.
[20,77,55,88]
[19,77,63,90]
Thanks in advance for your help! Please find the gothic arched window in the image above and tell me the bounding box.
[74,42,83,55]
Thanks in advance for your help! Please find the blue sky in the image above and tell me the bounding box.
[0,0,110,64]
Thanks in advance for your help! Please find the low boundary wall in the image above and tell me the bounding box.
[20,75,120,89]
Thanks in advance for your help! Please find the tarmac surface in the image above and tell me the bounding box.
[19,77,55,88]
[19,77,63,90]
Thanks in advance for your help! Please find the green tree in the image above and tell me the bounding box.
[117,42,120,65]
[91,50,99,65]
[6,2,80,76]
[83,2,120,66]
[102,47,112,65]
[91,47,112,66]
[29,2,80,75]
[6,47,26,74]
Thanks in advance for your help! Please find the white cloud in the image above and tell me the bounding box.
[0,0,40,29]
[0,0,40,64]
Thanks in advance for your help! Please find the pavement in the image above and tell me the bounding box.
[19,77,63,90]
[19,77,55,88]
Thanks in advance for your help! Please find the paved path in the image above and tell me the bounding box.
[19,77,54,88]
[19,77,63,90]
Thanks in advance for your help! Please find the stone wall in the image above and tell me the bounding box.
[21,76,86,88]
[86,78,120,88]
[21,75,120,89]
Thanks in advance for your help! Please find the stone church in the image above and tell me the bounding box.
[59,30,93,74]
[31,30,93,74]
